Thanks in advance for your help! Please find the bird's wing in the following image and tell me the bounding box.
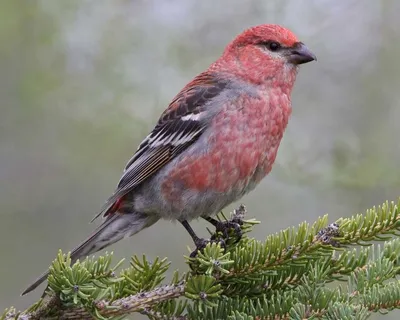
[92,72,229,221]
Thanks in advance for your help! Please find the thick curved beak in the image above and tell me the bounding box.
[288,42,317,65]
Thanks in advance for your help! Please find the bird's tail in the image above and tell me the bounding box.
[21,212,158,296]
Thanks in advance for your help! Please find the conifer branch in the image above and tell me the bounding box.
[3,199,400,320]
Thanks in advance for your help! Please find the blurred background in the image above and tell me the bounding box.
[1,0,400,319]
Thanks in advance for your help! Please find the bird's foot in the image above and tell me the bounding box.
[190,237,226,258]
[211,220,242,243]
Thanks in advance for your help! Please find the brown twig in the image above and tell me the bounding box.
[17,283,185,320]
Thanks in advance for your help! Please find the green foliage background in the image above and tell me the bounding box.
[1,1,400,319]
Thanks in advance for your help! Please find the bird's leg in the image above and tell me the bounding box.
[180,220,203,244]
[203,216,243,243]
[180,220,225,257]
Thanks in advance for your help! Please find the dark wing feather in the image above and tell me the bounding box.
[91,72,229,221]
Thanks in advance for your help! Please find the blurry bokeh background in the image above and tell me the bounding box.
[1,0,400,319]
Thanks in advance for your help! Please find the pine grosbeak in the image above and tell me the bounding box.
[22,24,316,295]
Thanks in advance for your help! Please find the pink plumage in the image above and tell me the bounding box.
[22,24,316,295]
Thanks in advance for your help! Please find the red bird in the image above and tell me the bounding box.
[22,24,316,295]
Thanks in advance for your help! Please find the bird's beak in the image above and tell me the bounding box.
[288,42,317,65]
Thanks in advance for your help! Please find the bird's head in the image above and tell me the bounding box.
[218,24,316,86]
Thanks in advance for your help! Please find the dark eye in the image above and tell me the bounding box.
[264,41,281,52]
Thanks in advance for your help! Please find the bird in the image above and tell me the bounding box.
[22,24,316,295]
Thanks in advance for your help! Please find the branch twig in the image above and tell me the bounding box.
[18,283,185,320]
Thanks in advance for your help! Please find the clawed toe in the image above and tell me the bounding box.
[213,221,242,243]
[190,237,226,258]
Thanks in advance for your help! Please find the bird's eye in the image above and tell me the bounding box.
[262,41,281,52]
[267,41,281,51]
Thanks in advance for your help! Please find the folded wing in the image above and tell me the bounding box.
[92,72,229,221]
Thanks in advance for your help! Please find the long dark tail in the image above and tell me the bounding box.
[21,212,158,296]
